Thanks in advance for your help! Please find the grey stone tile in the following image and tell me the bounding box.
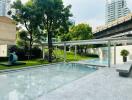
[39,67,132,100]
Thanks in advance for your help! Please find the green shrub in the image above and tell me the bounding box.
[9,45,27,60]
[9,46,42,60]
[121,49,129,57]
[0,57,8,61]
[31,47,42,58]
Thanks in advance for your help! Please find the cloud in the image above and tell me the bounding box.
[64,0,106,29]
[127,0,132,10]
[65,0,132,29]
[76,18,104,31]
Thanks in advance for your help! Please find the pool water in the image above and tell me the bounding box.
[0,63,96,100]
[83,59,108,66]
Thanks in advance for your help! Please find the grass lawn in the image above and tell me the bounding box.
[0,59,63,71]
[0,50,97,71]
[53,49,95,62]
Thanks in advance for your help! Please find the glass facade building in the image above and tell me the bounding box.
[0,0,11,16]
[106,0,131,23]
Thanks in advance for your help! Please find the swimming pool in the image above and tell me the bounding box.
[0,63,97,100]
[82,59,108,66]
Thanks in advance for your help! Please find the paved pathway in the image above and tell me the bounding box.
[39,66,132,100]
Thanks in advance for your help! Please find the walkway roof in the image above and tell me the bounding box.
[41,37,132,46]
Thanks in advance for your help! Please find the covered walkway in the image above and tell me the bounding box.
[41,37,132,67]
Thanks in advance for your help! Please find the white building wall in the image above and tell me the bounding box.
[111,45,132,64]
[87,45,132,64]
[0,45,13,57]
[0,45,8,57]
[0,17,16,57]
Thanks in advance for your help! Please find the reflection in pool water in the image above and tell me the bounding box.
[83,58,108,66]
[0,63,97,100]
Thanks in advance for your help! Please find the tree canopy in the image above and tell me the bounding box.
[9,0,72,62]
[61,23,93,41]
[33,0,72,62]
[9,0,94,62]
[9,0,42,59]
[70,23,93,40]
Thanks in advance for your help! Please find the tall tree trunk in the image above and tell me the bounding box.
[85,46,87,54]
[24,39,27,54]
[77,46,80,54]
[48,31,53,62]
[29,34,32,60]
[80,46,83,55]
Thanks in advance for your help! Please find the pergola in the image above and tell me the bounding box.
[42,37,132,67]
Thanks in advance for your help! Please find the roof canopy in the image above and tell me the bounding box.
[41,37,132,46]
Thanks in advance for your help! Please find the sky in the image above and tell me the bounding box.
[11,0,132,30]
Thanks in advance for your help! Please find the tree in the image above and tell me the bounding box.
[61,33,72,41]
[16,30,29,52]
[58,22,74,41]
[70,23,93,40]
[9,0,41,59]
[34,0,72,62]
[69,23,93,54]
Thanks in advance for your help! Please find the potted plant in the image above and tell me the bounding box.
[120,49,129,62]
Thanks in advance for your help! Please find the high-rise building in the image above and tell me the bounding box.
[106,0,131,23]
[0,0,11,16]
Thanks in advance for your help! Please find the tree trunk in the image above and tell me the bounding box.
[85,46,87,54]
[77,46,81,54]
[24,39,27,54]
[29,34,32,60]
[80,46,83,55]
[85,48,87,54]
[48,31,53,62]
[77,46,79,53]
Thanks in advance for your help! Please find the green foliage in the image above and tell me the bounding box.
[61,33,72,41]
[10,0,44,59]
[9,45,42,60]
[121,49,129,57]
[70,23,93,40]
[18,31,28,40]
[10,0,72,62]
[16,30,29,57]
[9,45,26,60]
[60,23,93,41]
[59,23,93,55]
[0,60,61,71]
[16,39,25,46]
[33,0,72,62]
[16,30,29,47]
[32,46,42,58]
[53,49,95,62]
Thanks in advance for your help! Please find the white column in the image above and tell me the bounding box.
[74,45,77,60]
[108,40,111,68]
[64,43,66,62]
[114,43,116,65]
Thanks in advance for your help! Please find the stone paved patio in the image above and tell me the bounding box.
[39,66,132,100]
